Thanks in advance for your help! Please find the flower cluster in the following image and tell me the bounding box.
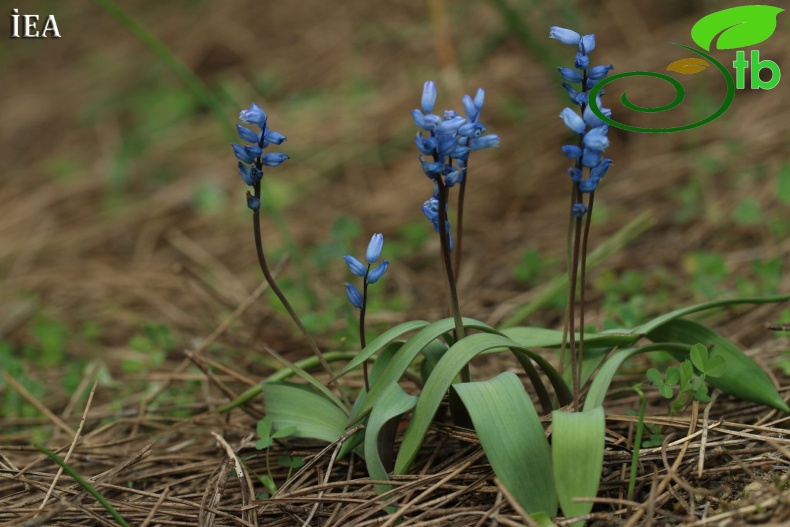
[413,82,499,239]
[344,234,390,308]
[233,103,290,211]
[550,27,614,217]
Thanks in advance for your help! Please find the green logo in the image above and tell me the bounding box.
[589,5,784,133]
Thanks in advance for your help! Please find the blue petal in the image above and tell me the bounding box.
[562,145,582,159]
[549,26,581,46]
[412,109,441,131]
[458,122,486,138]
[583,126,610,151]
[568,167,582,182]
[246,191,261,211]
[343,255,367,276]
[344,282,363,308]
[574,51,590,70]
[366,233,384,264]
[583,97,612,127]
[261,153,290,167]
[591,158,613,179]
[588,64,614,80]
[264,129,287,145]
[560,108,586,134]
[558,67,583,83]
[438,116,466,134]
[415,133,435,155]
[366,260,389,284]
[470,134,500,150]
[462,94,478,121]
[232,143,260,164]
[238,162,254,186]
[572,202,588,217]
[421,81,437,113]
[579,178,599,193]
[580,34,596,54]
[581,149,602,168]
[236,124,259,143]
[473,88,485,111]
[239,102,267,127]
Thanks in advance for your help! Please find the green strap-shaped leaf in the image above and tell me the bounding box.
[334,320,430,379]
[502,327,637,349]
[262,382,349,443]
[646,319,789,412]
[364,383,417,499]
[552,408,605,526]
[631,294,790,337]
[394,333,567,474]
[454,372,557,517]
[584,343,691,411]
[691,5,784,51]
[348,318,497,423]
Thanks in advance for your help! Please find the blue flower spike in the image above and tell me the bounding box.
[550,26,614,217]
[233,102,290,213]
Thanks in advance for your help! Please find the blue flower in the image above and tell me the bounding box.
[366,233,384,264]
[579,177,599,193]
[234,102,290,211]
[551,26,614,211]
[558,67,583,83]
[236,124,259,143]
[560,108,586,134]
[470,134,500,150]
[588,64,614,80]
[345,282,363,309]
[261,152,290,167]
[549,26,581,46]
[238,162,263,186]
[422,81,437,113]
[562,145,582,159]
[591,158,613,179]
[343,255,367,277]
[580,34,596,54]
[239,102,267,127]
[233,143,262,164]
[367,261,389,284]
[246,191,260,212]
[583,126,610,151]
[574,51,590,70]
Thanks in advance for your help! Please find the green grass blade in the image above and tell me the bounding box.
[394,333,523,474]
[364,383,417,499]
[632,294,790,336]
[219,351,357,414]
[261,382,348,442]
[92,0,235,141]
[646,318,790,412]
[350,318,497,423]
[36,445,130,527]
[334,320,430,379]
[551,408,605,525]
[454,372,558,516]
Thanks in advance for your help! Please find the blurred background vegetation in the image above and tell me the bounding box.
[1,0,788,425]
